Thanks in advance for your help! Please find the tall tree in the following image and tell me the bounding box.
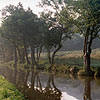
[71,0,100,75]
[40,1,73,69]
[1,3,45,68]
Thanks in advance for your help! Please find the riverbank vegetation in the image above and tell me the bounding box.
[0,76,26,100]
[0,49,100,76]
[0,0,100,77]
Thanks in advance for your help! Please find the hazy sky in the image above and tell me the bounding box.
[0,0,42,16]
[0,0,44,23]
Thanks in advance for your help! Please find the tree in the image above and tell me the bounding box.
[40,0,100,74]
[0,3,35,67]
[71,0,100,75]
[0,37,13,62]
[0,5,21,67]
[0,3,46,69]
[40,2,73,69]
[47,0,100,75]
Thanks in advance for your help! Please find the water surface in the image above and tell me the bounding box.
[0,66,100,100]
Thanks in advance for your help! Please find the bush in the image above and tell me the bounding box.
[78,69,94,76]
[70,66,80,74]
[55,64,70,73]
[94,70,100,78]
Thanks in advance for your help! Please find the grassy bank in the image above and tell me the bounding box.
[0,76,26,100]
[1,49,100,74]
[38,49,100,71]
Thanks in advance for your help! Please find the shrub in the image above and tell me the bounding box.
[78,69,94,76]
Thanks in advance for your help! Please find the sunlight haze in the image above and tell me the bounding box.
[0,0,42,13]
[0,0,42,23]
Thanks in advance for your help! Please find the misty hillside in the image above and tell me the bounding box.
[61,34,100,51]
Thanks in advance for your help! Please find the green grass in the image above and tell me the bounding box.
[37,49,100,72]
[0,76,26,100]
[1,49,100,73]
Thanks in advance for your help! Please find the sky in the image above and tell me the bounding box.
[0,0,43,23]
[0,0,42,14]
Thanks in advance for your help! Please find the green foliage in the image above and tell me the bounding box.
[94,68,100,78]
[1,3,40,46]
[72,0,100,37]
[39,1,74,66]
[0,3,45,65]
[78,69,94,76]
[0,76,26,100]
[0,0,100,72]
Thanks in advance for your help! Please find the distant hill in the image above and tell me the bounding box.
[60,34,100,51]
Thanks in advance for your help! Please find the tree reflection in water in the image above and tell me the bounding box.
[26,72,62,100]
[2,66,61,100]
[83,77,92,100]
[0,66,97,100]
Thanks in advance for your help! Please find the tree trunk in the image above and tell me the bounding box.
[14,46,18,68]
[30,46,34,68]
[36,74,42,90]
[23,38,30,65]
[17,47,23,64]
[47,49,52,65]
[51,74,61,94]
[31,71,37,90]
[84,35,93,73]
[84,53,91,73]
[47,44,62,70]
[51,44,62,66]
[83,78,92,100]
[1,45,5,62]
[36,47,39,63]
[36,46,42,63]
[30,45,38,67]
[21,48,25,64]
[38,46,42,63]
[83,25,95,74]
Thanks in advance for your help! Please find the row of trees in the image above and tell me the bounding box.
[0,3,72,68]
[0,0,100,75]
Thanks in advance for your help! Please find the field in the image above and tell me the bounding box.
[39,48,100,70]
[1,48,100,72]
